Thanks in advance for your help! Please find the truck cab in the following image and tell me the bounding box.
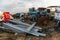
[54,7,60,27]
[54,7,60,20]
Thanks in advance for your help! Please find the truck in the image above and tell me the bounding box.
[54,6,60,31]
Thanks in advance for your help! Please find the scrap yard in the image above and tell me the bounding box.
[0,6,60,40]
[0,0,60,40]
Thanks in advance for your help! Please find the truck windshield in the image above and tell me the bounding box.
[56,7,60,13]
[56,10,60,13]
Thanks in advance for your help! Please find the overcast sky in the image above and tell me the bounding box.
[0,0,60,14]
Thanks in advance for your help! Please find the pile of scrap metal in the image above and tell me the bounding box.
[0,6,60,37]
[0,11,46,37]
[12,7,51,24]
[20,7,51,26]
[18,7,60,33]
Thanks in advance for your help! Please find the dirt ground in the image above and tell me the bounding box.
[0,32,60,40]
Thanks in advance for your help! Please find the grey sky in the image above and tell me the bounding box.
[0,0,60,14]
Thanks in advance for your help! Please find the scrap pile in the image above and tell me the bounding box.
[0,6,60,40]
